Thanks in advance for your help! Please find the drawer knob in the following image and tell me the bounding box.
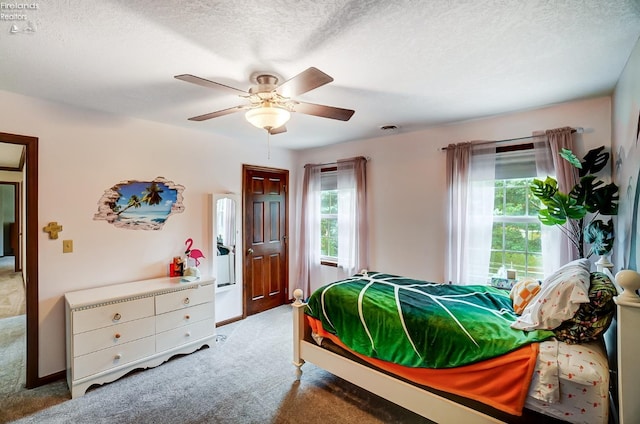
[185,331,191,337]
[183,297,190,305]
[114,333,121,339]
[185,314,190,320]
[114,353,122,360]
[113,313,122,321]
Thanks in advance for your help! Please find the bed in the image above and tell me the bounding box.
[292,264,640,424]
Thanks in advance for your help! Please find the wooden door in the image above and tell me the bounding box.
[243,165,288,316]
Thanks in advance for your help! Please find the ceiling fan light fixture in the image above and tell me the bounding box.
[245,105,291,131]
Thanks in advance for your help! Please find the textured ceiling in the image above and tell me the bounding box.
[1,0,640,150]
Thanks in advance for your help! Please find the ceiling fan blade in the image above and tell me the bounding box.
[269,125,287,135]
[175,74,248,95]
[188,105,248,121]
[276,67,333,97]
[294,101,355,121]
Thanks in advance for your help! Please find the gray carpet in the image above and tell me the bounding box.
[3,305,432,424]
[0,315,25,395]
[0,256,25,319]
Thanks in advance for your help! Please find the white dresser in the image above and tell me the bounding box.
[65,276,215,398]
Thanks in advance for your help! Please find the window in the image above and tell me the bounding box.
[489,145,544,281]
[298,156,367,291]
[490,178,543,280]
[320,168,338,262]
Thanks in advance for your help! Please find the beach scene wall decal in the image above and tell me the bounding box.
[94,177,185,230]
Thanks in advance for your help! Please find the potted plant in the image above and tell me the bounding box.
[529,146,619,259]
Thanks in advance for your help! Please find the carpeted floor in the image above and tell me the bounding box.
[2,305,433,424]
[0,315,25,395]
[0,256,25,319]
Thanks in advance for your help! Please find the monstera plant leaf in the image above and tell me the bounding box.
[531,178,586,225]
[530,177,558,200]
[559,148,583,169]
[569,175,600,206]
[578,146,609,177]
[584,219,615,256]
[587,183,619,215]
[529,145,618,258]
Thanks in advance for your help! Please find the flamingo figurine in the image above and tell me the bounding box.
[184,238,205,267]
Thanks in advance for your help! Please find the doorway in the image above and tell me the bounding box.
[0,132,40,389]
[0,182,20,272]
[242,165,289,317]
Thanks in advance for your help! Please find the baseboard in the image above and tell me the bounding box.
[28,370,66,389]
[216,315,243,327]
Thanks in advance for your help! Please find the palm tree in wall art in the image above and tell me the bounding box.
[114,182,165,216]
[94,177,185,230]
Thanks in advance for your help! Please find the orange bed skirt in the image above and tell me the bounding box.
[307,315,539,416]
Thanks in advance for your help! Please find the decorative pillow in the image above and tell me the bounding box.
[511,258,591,331]
[510,278,541,315]
[553,272,617,344]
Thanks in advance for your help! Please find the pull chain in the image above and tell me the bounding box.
[266,130,271,159]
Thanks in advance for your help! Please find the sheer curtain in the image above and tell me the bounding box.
[336,156,369,279]
[446,142,495,285]
[533,127,578,273]
[532,133,559,276]
[446,128,576,284]
[546,127,579,263]
[295,164,322,295]
[446,142,471,284]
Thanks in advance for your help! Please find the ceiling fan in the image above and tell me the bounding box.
[174,67,355,135]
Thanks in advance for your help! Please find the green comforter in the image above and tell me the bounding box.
[305,271,553,368]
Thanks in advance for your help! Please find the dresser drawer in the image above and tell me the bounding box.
[156,318,215,352]
[73,335,155,380]
[155,284,214,315]
[72,316,155,357]
[156,302,214,333]
[72,297,155,334]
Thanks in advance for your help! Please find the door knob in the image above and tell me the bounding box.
[247,248,254,254]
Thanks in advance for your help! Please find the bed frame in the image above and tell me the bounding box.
[292,270,640,424]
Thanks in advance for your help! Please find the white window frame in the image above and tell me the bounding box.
[491,177,543,280]
[320,168,338,264]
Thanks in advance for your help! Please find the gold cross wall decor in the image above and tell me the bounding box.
[43,221,63,239]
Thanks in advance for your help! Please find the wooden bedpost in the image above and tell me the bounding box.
[613,269,640,424]
[292,288,306,381]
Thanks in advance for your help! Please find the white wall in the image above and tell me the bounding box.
[292,96,612,293]
[0,89,296,377]
[611,36,640,271]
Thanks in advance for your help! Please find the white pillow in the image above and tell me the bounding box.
[511,259,590,331]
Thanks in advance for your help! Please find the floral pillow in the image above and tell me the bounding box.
[553,272,617,344]
[511,258,591,331]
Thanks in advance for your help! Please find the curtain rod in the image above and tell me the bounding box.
[439,127,583,151]
[304,156,371,168]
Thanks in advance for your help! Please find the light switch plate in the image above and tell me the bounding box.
[63,240,73,253]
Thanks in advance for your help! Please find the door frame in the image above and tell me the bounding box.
[0,131,44,388]
[241,164,289,318]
